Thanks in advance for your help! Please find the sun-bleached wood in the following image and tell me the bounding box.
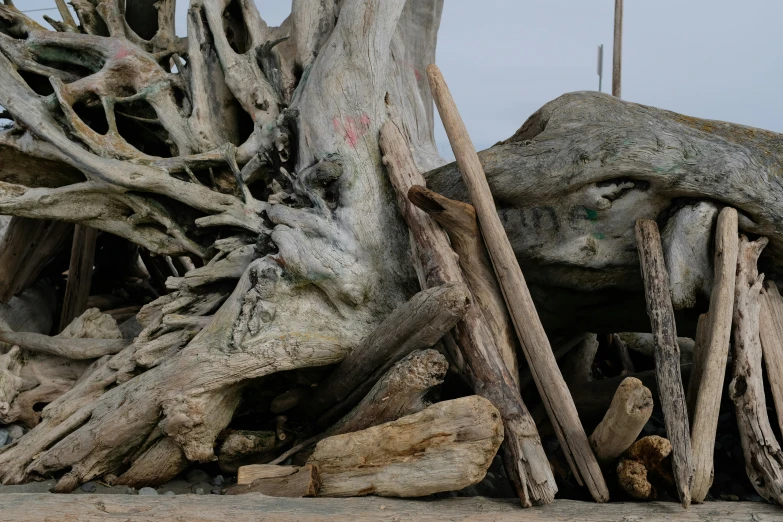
[380,119,556,506]
[689,207,738,503]
[760,281,783,438]
[227,465,320,497]
[589,377,653,464]
[238,464,300,485]
[407,185,519,385]
[308,396,503,498]
[427,64,608,503]
[634,219,693,508]
[59,225,98,332]
[612,0,623,98]
[730,235,783,504]
[686,314,710,420]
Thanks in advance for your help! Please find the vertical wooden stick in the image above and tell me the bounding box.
[759,281,783,439]
[59,225,98,332]
[634,219,693,508]
[689,207,738,503]
[427,64,609,503]
[380,120,557,507]
[612,0,623,98]
[731,235,783,504]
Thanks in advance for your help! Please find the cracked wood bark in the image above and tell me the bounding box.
[379,119,556,506]
[59,225,98,332]
[588,376,652,465]
[760,281,783,438]
[689,207,738,503]
[0,217,72,302]
[730,235,783,504]
[407,185,519,385]
[635,219,694,508]
[427,64,608,503]
[308,396,503,498]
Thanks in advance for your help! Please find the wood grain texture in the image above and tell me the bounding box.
[427,64,608,503]
[227,464,319,497]
[380,119,556,506]
[760,281,783,439]
[589,376,653,464]
[634,219,693,508]
[612,0,623,98]
[731,235,783,504]
[308,396,503,498]
[59,225,98,332]
[689,207,739,503]
[0,496,777,522]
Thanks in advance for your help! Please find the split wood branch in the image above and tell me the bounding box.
[760,281,783,438]
[427,64,608,503]
[380,119,557,506]
[226,464,320,497]
[59,225,98,332]
[634,218,694,508]
[308,396,503,498]
[689,207,738,503]
[589,377,653,465]
[730,234,783,504]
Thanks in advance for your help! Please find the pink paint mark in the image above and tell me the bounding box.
[360,113,371,128]
[333,113,372,149]
[413,68,422,81]
[343,116,359,148]
[332,117,342,133]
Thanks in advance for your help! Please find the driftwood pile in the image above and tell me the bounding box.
[0,0,780,513]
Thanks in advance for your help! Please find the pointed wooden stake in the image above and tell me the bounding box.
[427,63,609,503]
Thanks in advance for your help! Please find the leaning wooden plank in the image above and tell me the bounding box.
[59,225,98,332]
[308,396,502,498]
[0,217,72,303]
[634,219,694,508]
[380,120,556,506]
[689,207,739,503]
[427,64,608,503]
[589,377,653,464]
[408,185,519,385]
[226,464,320,497]
[731,235,783,504]
[305,283,470,427]
[759,281,783,438]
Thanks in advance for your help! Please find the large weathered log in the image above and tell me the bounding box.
[380,119,556,505]
[689,207,738,503]
[634,219,693,508]
[730,235,783,504]
[0,217,72,302]
[428,65,608,503]
[306,284,469,428]
[408,185,519,384]
[589,377,653,465]
[760,281,783,438]
[308,396,503,498]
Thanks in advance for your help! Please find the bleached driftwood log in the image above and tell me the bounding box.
[730,235,783,504]
[226,464,320,497]
[379,119,556,506]
[589,377,653,465]
[0,0,449,490]
[217,430,278,474]
[308,396,503,498]
[618,333,695,364]
[407,185,519,385]
[59,225,98,331]
[428,64,608,503]
[760,281,783,438]
[634,219,693,507]
[688,207,738,503]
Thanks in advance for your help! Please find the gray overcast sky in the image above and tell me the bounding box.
[21,1,783,157]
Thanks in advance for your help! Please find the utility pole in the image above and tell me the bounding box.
[597,44,604,92]
[612,0,623,98]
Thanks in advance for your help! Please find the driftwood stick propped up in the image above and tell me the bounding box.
[59,225,98,332]
[688,207,738,503]
[730,235,783,504]
[308,396,503,498]
[685,313,710,419]
[407,185,519,385]
[611,334,635,376]
[427,64,608,503]
[0,217,72,303]
[634,219,693,508]
[589,377,653,465]
[760,281,783,438]
[380,120,557,506]
[304,283,470,428]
